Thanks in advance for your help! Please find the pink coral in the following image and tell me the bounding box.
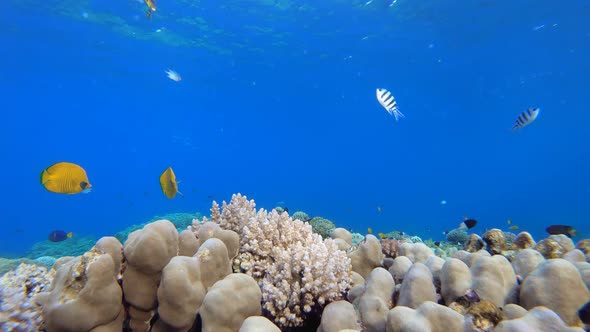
[195,193,352,328]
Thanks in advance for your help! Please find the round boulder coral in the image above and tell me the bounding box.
[309,216,336,239]
[292,211,311,222]
[483,228,506,255]
[446,229,469,244]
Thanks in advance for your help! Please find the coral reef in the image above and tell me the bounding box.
[25,236,96,259]
[1,193,589,332]
[0,257,38,275]
[3,217,254,332]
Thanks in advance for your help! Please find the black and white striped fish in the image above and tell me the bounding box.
[376,88,405,121]
[512,107,540,131]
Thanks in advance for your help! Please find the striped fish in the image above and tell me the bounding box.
[512,107,540,131]
[376,88,405,121]
[40,162,92,194]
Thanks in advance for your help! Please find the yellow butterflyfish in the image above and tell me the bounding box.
[41,162,92,194]
[159,167,182,199]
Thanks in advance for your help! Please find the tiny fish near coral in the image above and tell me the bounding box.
[48,230,72,242]
[546,224,577,238]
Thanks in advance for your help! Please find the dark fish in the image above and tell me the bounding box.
[462,219,477,229]
[546,225,577,238]
[578,301,590,325]
[434,241,441,247]
[48,230,72,242]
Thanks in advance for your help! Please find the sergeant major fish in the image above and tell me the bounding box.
[512,107,540,131]
[144,0,156,18]
[376,88,405,121]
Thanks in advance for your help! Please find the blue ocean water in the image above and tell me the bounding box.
[1,0,589,257]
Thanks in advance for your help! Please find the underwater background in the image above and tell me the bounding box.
[1,0,589,257]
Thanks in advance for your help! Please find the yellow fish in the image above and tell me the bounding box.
[509,225,519,231]
[378,232,387,239]
[41,162,92,194]
[144,0,156,17]
[367,227,373,234]
[159,167,182,199]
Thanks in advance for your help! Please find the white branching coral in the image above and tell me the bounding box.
[198,193,352,328]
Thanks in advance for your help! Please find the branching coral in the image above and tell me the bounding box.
[195,193,352,328]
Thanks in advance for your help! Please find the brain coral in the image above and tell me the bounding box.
[202,193,352,328]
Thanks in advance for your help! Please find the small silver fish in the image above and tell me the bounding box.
[376,88,405,121]
[165,69,182,82]
[512,107,540,131]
